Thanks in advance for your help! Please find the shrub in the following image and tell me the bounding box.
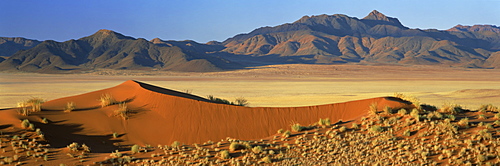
[410,108,420,120]
[219,150,230,159]
[99,94,116,107]
[171,141,180,148]
[229,142,247,152]
[235,97,249,106]
[369,102,378,115]
[351,122,359,129]
[383,106,392,114]
[440,103,463,114]
[397,108,407,116]
[318,118,331,126]
[277,129,284,134]
[17,97,44,115]
[479,104,498,113]
[477,154,488,162]
[478,114,486,119]
[261,156,272,163]
[291,123,305,132]
[64,102,75,112]
[458,118,469,127]
[394,93,421,109]
[21,119,30,129]
[114,102,129,119]
[207,95,233,105]
[339,126,346,132]
[282,130,291,138]
[403,129,411,136]
[370,125,383,133]
[131,144,140,154]
[41,117,48,124]
[252,146,263,154]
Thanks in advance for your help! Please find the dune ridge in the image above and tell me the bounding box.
[40,80,411,147]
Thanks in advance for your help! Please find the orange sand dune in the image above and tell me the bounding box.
[39,80,411,149]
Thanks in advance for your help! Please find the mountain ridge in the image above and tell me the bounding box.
[1,10,500,73]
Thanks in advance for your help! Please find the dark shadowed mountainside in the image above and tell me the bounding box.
[0,37,41,57]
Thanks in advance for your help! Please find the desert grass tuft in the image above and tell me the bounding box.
[64,102,75,112]
[114,102,129,119]
[291,123,305,132]
[100,94,116,107]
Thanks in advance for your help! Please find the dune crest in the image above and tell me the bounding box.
[40,80,411,146]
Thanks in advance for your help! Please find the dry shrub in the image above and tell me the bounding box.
[17,97,44,116]
[64,102,75,112]
[114,102,129,119]
[100,94,116,107]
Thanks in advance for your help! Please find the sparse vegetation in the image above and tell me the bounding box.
[17,97,44,116]
[207,95,250,106]
[64,102,75,112]
[99,94,116,107]
[114,102,129,119]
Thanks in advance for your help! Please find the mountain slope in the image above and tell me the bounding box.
[0,37,41,57]
[221,10,500,67]
[0,30,240,73]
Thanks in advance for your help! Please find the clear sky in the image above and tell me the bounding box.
[1,0,499,43]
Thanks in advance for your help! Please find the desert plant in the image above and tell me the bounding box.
[261,156,272,163]
[440,102,463,114]
[291,123,305,132]
[219,150,230,159]
[370,125,383,133]
[252,146,263,154]
[207,95,234,105]
[351,122,359,129]
[458,118,469,127]
[477,154,488,162]
[382,106,392,114]
[394,93,421,109]
[64,102,75,112]
[41,117,48,124]
[21,119,30,129]
[318,118,331,126]
[478,114,486,119]
[403,129,411,136]
[171,141,180,148]
[397,108,407,116]
[235,97,249,106]
[114,102,129,119]
[277,128,284,134]
[17,97,44,115]
[369,102,378,115]
[479,104,498,113]
[339,126,346,132]
[131,144,140,154]
[229,142,247,152]
[282,130,291,138]
[99,94,116,107]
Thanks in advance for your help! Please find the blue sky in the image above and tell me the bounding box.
[1,0,499,43]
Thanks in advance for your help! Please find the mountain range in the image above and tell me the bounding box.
[1,10,500,73]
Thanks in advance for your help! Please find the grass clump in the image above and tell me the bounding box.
[218,150,230,159]
[394,93,421,109]
[252,146,263,154]
[17,97,44,116]
[131,144,140,154]
[318,118,331,126]
[479,104,498,113]
[64,102,75,112]
[114,102,129,119]
[291,123,305,132]
[229,142,247,152]
[369,102,378,115]
[369,125,383,133]
[99,94,116,107]
[261,156,272,163]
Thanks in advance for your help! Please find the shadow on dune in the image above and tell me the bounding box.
[33,121,124,153]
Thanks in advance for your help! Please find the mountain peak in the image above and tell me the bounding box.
[362,10,406,28]
[363,10,390,21]
[86,29,133,40]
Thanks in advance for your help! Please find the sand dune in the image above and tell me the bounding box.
[38,80,411,149]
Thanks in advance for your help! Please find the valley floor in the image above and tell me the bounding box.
[2,64,500,109]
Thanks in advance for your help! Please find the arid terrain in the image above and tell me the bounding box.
[1,64,500,165]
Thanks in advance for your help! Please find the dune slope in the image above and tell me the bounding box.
[39,80,410,149]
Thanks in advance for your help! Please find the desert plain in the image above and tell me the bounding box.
[2,64,500,165]
[2,64,500,109]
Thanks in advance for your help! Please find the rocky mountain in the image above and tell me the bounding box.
[221,10,500,67]
[0,37,41,58]
[1,10,500,73]
[0,30,239,73]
